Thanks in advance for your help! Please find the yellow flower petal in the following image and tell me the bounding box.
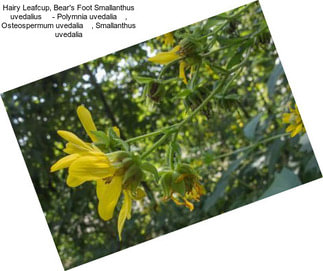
[170,45,181,53]
[283,105,305,137]
[63,142,92,154]
[282,113,291,124]
[164,32,175,46]
[69,154,115,181]
[50,153,80,172]
[179,61,188,84]
[97,176,122,221]
[286,124,295,133]
[57,130,91,150]
[113,126,120,137]
[66,175,88,188]
[148,45,181,64]
[171,196,185,206]
[184,199,194,211]
[291,123,303,137]
[117,190,132,240]
[77,105,98,142]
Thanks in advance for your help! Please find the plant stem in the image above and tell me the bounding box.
[140,133,170,159]
[128,46,250,153]
[168,131,179,169]
[127,67,242,143]
[202,44,232,57]
[212,132,289,160]
[138,76,230,158]
[189,63,201,89]
[178,75,229,128]
[229,3,252,19]
[126,124,178,143]
[157,58,182,80]
[228,47,251,73]
[198,3,253,41]
[198,22,228,40]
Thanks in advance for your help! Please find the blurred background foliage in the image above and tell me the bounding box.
[1,2,321,269]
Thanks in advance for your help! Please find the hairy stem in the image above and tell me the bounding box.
[126,124,178,143]
[140,133,170,159]
[212,132,289,160]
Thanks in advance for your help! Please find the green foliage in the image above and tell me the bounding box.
[267,62,284,97]
[243,113,262,140]
[260,168,301,199]
[1,1,321,269]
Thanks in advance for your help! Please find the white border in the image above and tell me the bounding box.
[1,0,323,270]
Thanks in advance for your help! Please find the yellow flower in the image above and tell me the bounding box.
[148,45,189,84]
[51,130,115,187]
[51,105,134,240]
[148,45,182,64]
[156,32,175,46]
[282,105,305,137]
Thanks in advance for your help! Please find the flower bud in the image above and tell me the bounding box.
[179,37,198,57]
[147,81,165,103]
[159,164,205,211]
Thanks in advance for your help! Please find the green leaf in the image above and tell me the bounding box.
[203,18,226,31]
[243,113,262,140]
[304,156,320,174]
[133,74,155,84]
[299,134,312,153]
[203,151,214,165]
[206,62,228,74]
[173,89,192,99]
[172,180,185,196]
[223,93,240,100]
[159,173,173,198]
[260,168,301,199]
[220,36,247,46]
[172,142,181,155]
[266,138,284,174]
[203,156,244,212]
[227,51,243,69]
[108,128,129,151]
[141,162,159,181]
[123,164,140,184]
[267,62,284,97]
[91,131,110,145]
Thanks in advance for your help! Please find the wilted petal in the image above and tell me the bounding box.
[179,61,188,84]
[117,190,132,240]
[184,199,194,211]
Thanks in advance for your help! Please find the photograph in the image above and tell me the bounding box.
[1,1,321,269]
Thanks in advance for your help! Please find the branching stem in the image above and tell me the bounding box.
[212,132,289,160]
